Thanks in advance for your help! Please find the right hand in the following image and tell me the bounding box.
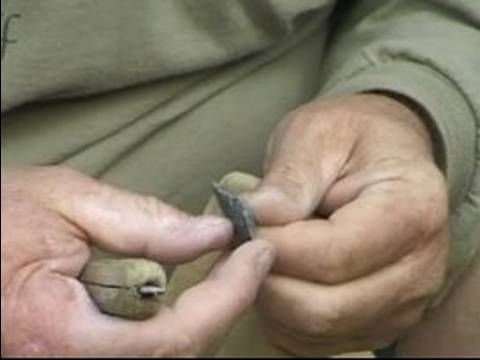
[1,166,275,357]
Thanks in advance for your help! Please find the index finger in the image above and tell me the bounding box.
[258,181,445,284]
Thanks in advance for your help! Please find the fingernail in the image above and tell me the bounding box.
[244,186,288,211]
[243,187,275,208]
[241,191,268,225]
[243,187,298,226]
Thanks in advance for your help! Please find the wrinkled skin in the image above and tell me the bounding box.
[246,94,450,356]
[1,167,276,357]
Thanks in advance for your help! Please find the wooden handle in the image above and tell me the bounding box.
[80,257,167,320]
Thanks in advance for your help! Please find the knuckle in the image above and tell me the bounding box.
[313,261,346,285]
[421,241,449,296]
[41,168,101,209]
[137,194,182,222]
[145,194,186,220]
[316,267,348,284]
[408,166,449,235]
[318,303,345,336]
[313,239,350,284]
[302,299,345,337]
[285,109,314,128]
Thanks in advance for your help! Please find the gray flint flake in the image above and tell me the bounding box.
[213,183,256,244]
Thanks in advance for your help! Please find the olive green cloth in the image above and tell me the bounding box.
[1,0,480,355]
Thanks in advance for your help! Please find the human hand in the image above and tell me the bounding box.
[1,166,275,357]
[245,94,450,355]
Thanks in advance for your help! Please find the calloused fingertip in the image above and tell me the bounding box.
[241,188,274,224]
[242,186,279,210]
[243,186,305,226]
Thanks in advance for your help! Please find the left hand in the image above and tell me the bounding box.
[1,166,276,357]
[245,94,450,356]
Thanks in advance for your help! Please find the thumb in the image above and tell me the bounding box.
[81,239,276,357]
[167,239,276,353]
[244,159,329,226]
[46,168,232,263]
[243,110,355,225]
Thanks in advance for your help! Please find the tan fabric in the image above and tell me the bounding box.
[0,0,335,112]
[1,17,326,214]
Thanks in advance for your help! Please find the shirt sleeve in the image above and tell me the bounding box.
[318,0,480,305]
